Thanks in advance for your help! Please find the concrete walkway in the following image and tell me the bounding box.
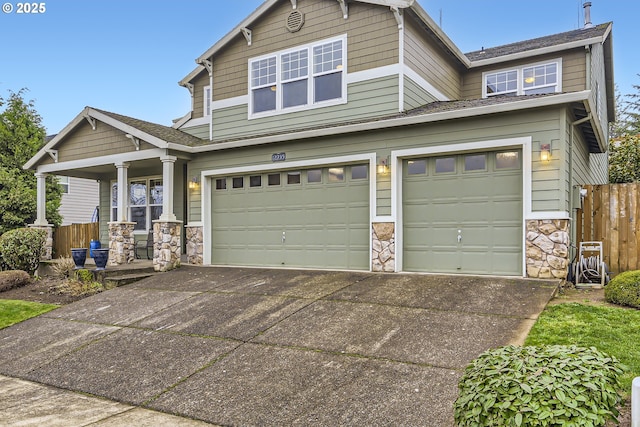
[0,267,557,426]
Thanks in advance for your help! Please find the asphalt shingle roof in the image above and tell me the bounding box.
[465,22,611,61]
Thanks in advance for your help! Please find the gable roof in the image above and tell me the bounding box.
[24,107,201,170]
[466,22,612,66]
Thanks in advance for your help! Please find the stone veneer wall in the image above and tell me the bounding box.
[153,221,181,272]
[29,225,53,261]
[108,222,135,265]
[372,222,395,272]
[525,219,570,279]
[185,225,203,265]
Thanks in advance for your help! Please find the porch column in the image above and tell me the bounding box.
[160,155,177,221]
[108,161,135,266]
[116,162,130,221]
[34,172,48,226]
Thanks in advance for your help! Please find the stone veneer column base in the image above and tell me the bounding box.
[108,222,135,266]
[28,224,53,261]
[525,219,570,279]
[185,225,203,265]
[372,222,395,272]
[153,221,182,272]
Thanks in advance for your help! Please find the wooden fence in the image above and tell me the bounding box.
[576,183,640,274]
[53,222,100,258]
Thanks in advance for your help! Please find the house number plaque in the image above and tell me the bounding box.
[272,152,286,162]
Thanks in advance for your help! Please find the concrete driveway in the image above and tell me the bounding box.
[0,266,557,426]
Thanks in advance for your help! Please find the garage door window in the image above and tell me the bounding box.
[407,159,427,175]
[232,177,244,189]
[250,175,262,187]
[351,165,368,180]
[215,178,227,190]
[307,169,322,183]
[435,157,455,174]
[464,154,487,172]
[268,173,281,186]
[496,152,520,169]
[287,172,301,184]
[329,167,344,182]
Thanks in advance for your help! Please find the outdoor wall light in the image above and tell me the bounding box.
[377,156,390,175]
[189,176,200,190]
[540,143,551,163]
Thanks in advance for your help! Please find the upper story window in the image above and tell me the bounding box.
[483,59,561,98]
[249,36,346,118]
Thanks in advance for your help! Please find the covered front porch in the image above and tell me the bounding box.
[24,107,200,272]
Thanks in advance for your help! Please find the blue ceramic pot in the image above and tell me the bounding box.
[93,248,110,271]
[71,248,87,269]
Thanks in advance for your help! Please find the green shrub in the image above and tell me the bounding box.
[0,228,46,275]
[73,269,94,283]
[605,270,640,309]
[454,345,625,427]
[0,270,31,291]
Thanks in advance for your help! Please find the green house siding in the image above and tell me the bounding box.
[209,76,399,142]
[187,107,567,224]
[181,123,209,140]
[403,76,439,111]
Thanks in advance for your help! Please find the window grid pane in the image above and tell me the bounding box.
[282,49,308,81]
[268,173,281,186]
[307,169,322,183]
[407,160,427,175]
[251,57,276,88]
[287,172,301,185]
[313,41,343,74]
[329,167,344,182]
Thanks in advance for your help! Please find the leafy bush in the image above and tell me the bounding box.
[605,270,640,309]
[454,345,625,427]
[0,270,31,291]
[0,227,46,274]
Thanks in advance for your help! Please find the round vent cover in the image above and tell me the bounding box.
[286,10,305,33]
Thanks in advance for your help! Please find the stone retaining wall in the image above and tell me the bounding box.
[108,222,135,265]
[372,222,395,272]
[153,221,181,272]
[525,219,570,279]
[185,225,203,265]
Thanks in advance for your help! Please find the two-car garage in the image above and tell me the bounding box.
[206,147,523,276]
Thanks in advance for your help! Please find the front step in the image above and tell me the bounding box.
[101,272,155,287]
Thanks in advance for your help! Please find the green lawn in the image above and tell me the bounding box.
[525,303,640,396]
[0,299,58,330]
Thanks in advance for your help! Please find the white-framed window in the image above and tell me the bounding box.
[57,176,70,194]
[249,35,346,118]
[111,177,163,232]
[204,86,211,116]
[483,59,562,98]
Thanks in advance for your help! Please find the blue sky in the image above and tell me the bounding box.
[1,0,636,134]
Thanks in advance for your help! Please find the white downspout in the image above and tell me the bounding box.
[397,9,405,113]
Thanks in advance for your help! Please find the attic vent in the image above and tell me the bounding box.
[286,10,304,33]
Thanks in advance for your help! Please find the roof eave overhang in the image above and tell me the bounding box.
[468,35,608,68]
[187,91,593,153]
